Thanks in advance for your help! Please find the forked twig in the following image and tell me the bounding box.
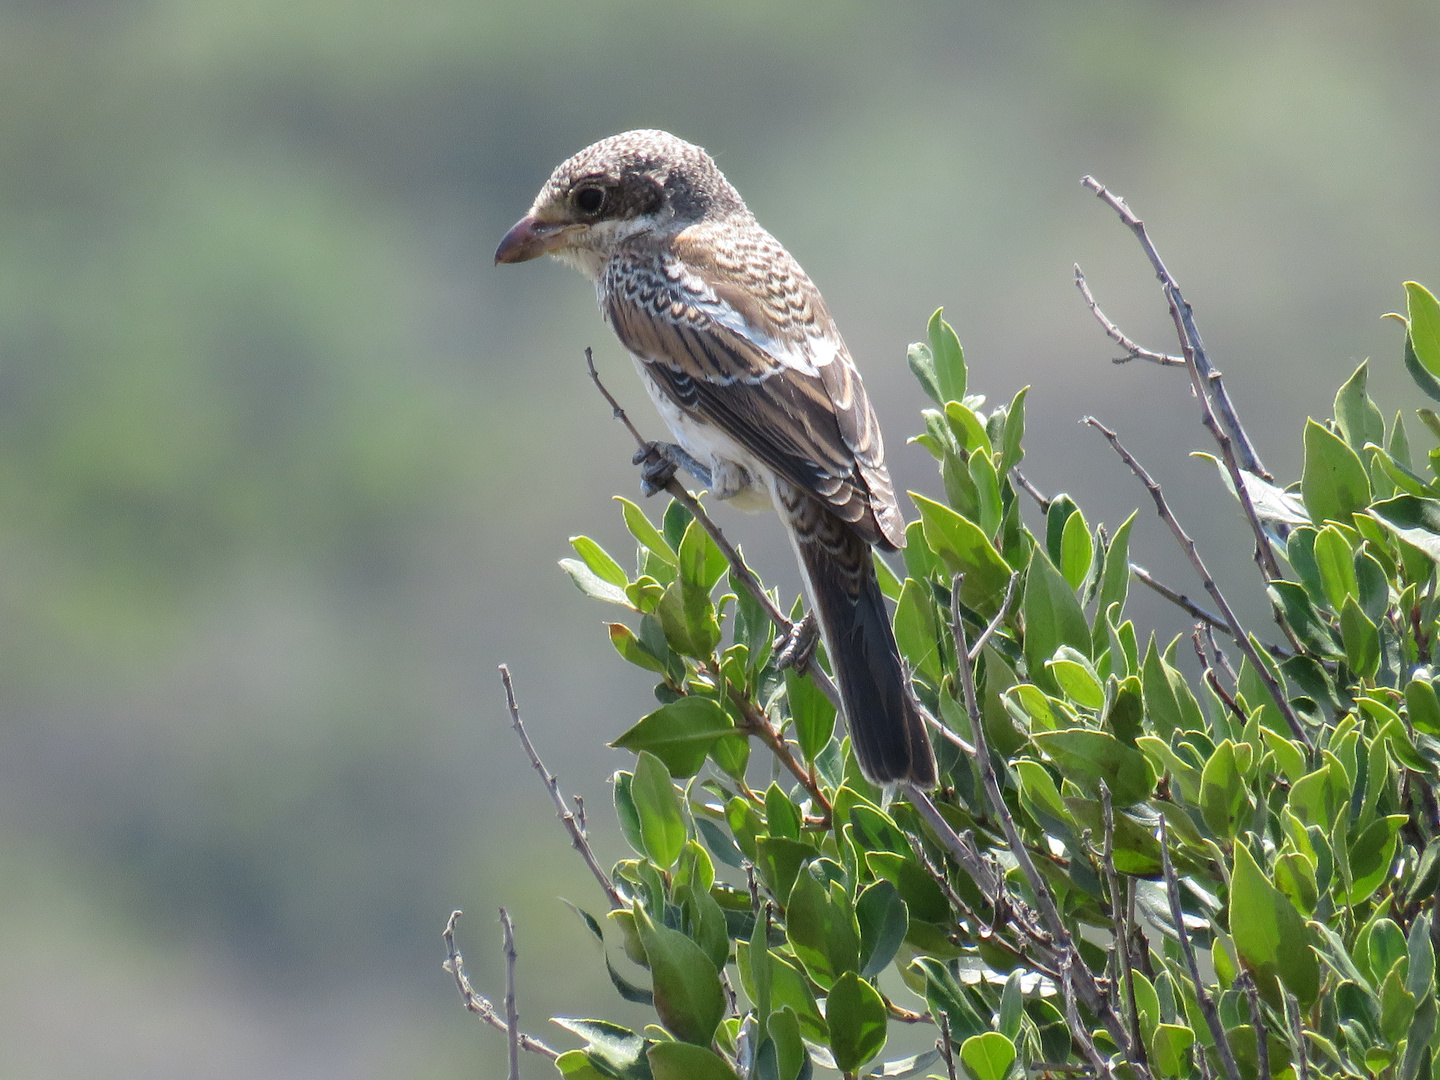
[1074,264,1184,367]
[584,348,841,710]
[1100,781,1146,1072]
[500,665,625,909]
[1130,564,1231,636]
[1084,419,1312,752]
[443,911,559,1061]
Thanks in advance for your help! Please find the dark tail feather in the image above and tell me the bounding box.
[788,504,938,789]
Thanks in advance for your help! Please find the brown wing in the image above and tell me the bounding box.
[603,223,905,549]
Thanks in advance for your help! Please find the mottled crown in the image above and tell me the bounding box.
[536,129,749,225]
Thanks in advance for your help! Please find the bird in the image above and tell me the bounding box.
[495,129,937,788]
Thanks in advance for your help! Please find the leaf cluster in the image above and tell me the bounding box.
[542,292,1440,1080]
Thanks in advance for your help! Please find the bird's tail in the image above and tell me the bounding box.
[781,491,938,789]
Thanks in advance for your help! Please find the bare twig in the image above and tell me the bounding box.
[1080,177,1284,594]
[1240,973,1269,1080]
[1061,958,1115,1080]
[1074,264,1184,367]
[500,665,625,909]
[904,783,1000,897]
[1285,991,1310,1080]
[1159,818,1242,1080]
[584,348,842,709]
[723,677,832,821]
[1010,468,1052,513]
[1079,177,1268,481]
[1085,420,1312,752]
[1100,781,1146,1072]
[500,909,521,1080]
[923,709,977,756]
[939,1013,958,1080]
[950,575,1146,1071]
[968,572,1021,663]
[1193,627,1247,728]
[443,911,559,1061]
[1130,564,1231,636]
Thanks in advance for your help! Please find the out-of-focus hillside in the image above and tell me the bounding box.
[0,1,1436,1075]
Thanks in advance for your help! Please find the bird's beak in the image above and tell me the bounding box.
[494,214,572,265]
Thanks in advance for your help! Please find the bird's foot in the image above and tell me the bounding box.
[774,612,819,674]
[633,441,712,497]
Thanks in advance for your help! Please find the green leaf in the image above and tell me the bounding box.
[1059,509,1094,591]
[959,1033,1016,1080]
[612,697,732,778]
[826,971,888,1073]
[1200,740,1249,840]
[552,1021,651,1079]
[754,836,814,906]
[907,341,940,405]
[1032,728,1156,805]
[561,557,634,606]
[616,496,678,565]
[863,851,950,923]
[1370,494,1440,562]
[998,386,1029,473]
[613,771,646,856]
[873,551,903,602]
[1408,281,1440,377]
[633,902,726,1046]
[929,308,967,404]
[1348,814,1407,904]
[631,752,686,869]
[1024,549,1091,694]
[1335,361,1386,451]
[945,401,993,459]
[767,1007,806,1080]
[647,1042,739,1080]
[785,668,837,764]
[892,577,943,687]
[555,1049,613,1080]
[1229,839,1319,1006]
[911,493,1013,615]
[608,622,673,677]
[1312,525,1359,611]
[1149,1023,1195,1078]
[1301,418,1371,526]
[912,956,988,1041]
[764,783,801,840]
[785,868,860,990]
[970,449,1003,539]
[678,517,728,593]
[1340,595,1381,680]
[856,880,908,977]
[1045,645,1105,709]
[1099,511,1137,618]
[656,579,721,660]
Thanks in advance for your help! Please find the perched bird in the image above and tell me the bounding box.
[496,129,937,788]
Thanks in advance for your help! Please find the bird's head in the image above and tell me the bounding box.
[494,129,747,278]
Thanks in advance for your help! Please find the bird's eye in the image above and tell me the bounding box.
[574,186,607,215]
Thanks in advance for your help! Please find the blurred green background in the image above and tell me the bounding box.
[2,0,1437,1075]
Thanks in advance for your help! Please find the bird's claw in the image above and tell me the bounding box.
[774,613,819,674]
[634,442,680,496]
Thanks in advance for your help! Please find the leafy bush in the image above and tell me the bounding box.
[458,203,1440,1080]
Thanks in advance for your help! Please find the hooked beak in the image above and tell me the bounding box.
[494,214,574,264]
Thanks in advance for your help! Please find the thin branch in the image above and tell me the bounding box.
[1061,958,1115,1080]
[968,572,1021,663]
[501,909,521,1080]
[1085,420,1312,752]
[1079,177,1268,481]
[1074,264,1184,367]
[723,677,833,821]
[585,348,841,709]
[1285,991,1310,1080]
[1100,781,1146,1073]
[1080,177,1285,597]
[1240,973,1269,1080]
[1193,627,1247,728]
[1010,468,1052,513]
[443,911,559,1061]
[1159,818,1242,1080]
[1130,564,1231,636]
[500,665,625,909]
[951,575,1146,1072]
[904,783,1000,897]
[938,1013,959,1080]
